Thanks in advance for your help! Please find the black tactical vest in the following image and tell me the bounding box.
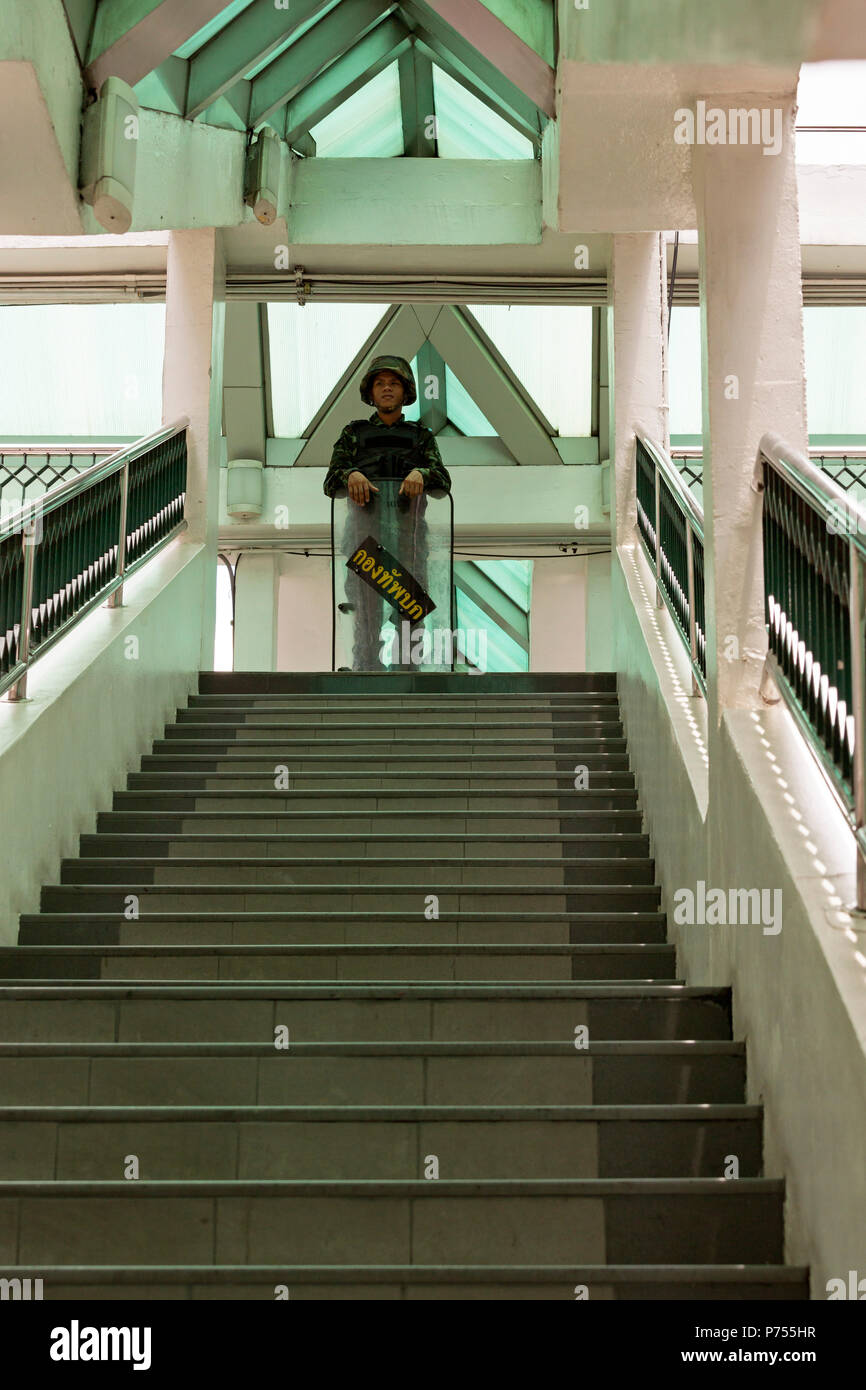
[352,419,427,480]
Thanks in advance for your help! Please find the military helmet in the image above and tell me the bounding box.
[359,354,417,407]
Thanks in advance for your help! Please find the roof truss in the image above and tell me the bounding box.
[111,0,549,154]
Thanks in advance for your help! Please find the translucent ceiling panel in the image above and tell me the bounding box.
[311,62,403,157]
[804,307,866,435]
[668,306,702,438]
[432,65,534,159]
[456,589,529,672]
[464,306,592,435]
[472,558,532,612]
[267,302,391,436]
[444,367,496,435]
[0,304,166,437]
[796,62,866,164]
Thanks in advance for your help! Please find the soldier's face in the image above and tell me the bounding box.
[372,372,405,411]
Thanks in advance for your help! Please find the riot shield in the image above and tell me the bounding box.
[331,478,454,672]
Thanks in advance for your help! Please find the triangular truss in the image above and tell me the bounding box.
[293,301,561,466]
[81,0,554,157]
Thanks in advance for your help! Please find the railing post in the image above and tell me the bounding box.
[108,460,129,609]
[6,509,38,702]
[685,518,699,697]
[654,460,663,608]
[848,540,866,912]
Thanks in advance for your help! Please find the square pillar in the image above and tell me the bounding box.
[162,227,226,669]
[694,95,808,726]
[234,551,281,671]
[609,232,670,551]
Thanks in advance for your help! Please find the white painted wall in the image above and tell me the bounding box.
[529,557,585,670]
[614,538,866,1296]
[0,540,207,946]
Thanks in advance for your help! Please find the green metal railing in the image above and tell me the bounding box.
[0,419,189,702]
[635,432,706,696]
[755,433,866,909]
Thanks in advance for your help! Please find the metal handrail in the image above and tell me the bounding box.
[753,431,866,562]
[2,418,189,702]
[0,420,188,543]
[635,431,706,698]
[755,431,866,910]
[638,431,705,539]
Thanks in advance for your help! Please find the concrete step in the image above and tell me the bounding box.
[59,857,658,887]
[0,943,679,983]
[140,753,634,773]
[175,709,625,727]
[187,696,623,710]
[0,1041,749,1106]
[110,791,641,814]
[196,673,619,694]
[78,833,653,860]
[0,1104,762,1179]
[39,883,662,913]
[0,1177,784,1265]
[157,734,630,752]
[18,913,669,947]
[95,812,647,835]
[0,1263,809,1300]
[127,771,638,791]
[0,984,732,1042]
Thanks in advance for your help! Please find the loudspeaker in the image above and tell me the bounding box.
[244,128,282,226]
[79,77,139,233]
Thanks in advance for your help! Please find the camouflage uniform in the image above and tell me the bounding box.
[326,355,452,671]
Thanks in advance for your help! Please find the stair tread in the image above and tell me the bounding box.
[0,1103,762,1119]
[0,1177,784,1193]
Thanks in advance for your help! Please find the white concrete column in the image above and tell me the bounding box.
[694,95,808,724]
[233,552,281,671]
[529,558,584,671]
[162,227,226,669]
[609,233,669,550]
[276,556,332,672]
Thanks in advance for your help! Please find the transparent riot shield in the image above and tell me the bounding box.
[331,478,455,672]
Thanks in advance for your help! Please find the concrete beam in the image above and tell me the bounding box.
[87,0,229,92]
[249,0,394,128]
[558,0,819,66]
[223,300,267,463]
[287,156,542,245]
[411,0,554,116]
[282,17,411,144]
[399,44,437,156]
[413,29,541,148]
[186,0,332,119]
[0,0,83,234]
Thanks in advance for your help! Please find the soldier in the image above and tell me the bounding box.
[324,355,452,671]
[323,354,452,500]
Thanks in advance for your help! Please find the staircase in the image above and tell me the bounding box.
[0,673,808,1299]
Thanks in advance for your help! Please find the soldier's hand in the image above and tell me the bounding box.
[399,469,425,498]
[347,471,379,505]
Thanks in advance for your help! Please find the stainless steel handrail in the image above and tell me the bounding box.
[756,431,866,911]
[0,419,189,543]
